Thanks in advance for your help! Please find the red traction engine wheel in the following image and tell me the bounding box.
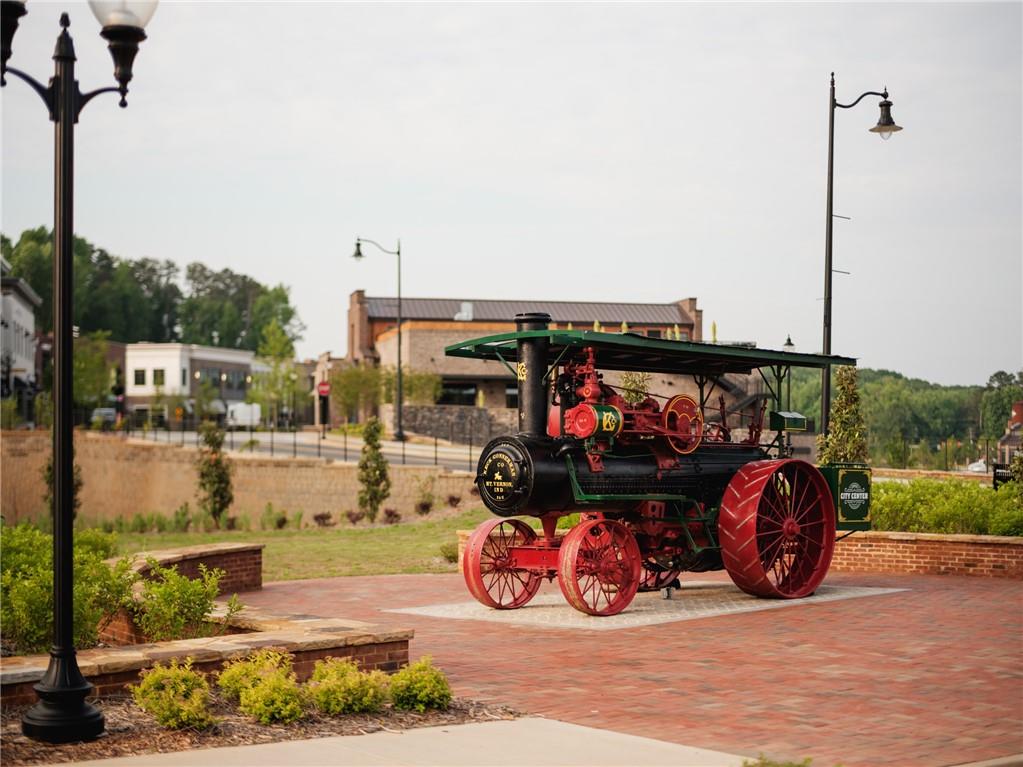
[718,459,836,598]
[463,518,542,609]
[557,519,642,616]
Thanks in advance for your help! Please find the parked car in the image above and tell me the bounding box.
[90,407,117,430]
[967,459,987,473]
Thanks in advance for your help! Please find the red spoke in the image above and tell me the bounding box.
[794,497,821,523]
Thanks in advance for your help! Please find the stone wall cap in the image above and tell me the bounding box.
[106,542,266,570]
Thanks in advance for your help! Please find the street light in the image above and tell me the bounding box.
[821,72,902,436]
[2,0,157,743]
[352,237,405,441]
[783,335,794,411]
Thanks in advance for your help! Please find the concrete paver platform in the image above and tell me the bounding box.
[239,571,1022,767]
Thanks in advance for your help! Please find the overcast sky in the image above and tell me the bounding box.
[2,1,1020,386]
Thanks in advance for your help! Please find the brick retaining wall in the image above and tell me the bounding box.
[831,531,1022,578]
[0,430,475,524]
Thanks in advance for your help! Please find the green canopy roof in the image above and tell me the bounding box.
[445,329,856,376]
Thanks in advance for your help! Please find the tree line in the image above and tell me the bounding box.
[1,227,303,351]
[788,366,1023,467]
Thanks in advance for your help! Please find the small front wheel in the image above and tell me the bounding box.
[462,518,542,609]
[557,519,641,616]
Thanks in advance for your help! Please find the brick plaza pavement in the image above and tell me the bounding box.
[239,571,1023,767]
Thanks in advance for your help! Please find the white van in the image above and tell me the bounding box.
[227,402,261,429]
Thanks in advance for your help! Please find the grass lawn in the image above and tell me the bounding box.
[115,507,491,582]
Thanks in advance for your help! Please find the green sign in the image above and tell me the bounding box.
[820,463,872,531]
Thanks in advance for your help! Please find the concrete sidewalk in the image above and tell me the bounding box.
[43,719,748,767]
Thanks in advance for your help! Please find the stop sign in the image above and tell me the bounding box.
[317,381,331,397]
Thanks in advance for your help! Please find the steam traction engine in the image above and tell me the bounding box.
[446,313,862,616]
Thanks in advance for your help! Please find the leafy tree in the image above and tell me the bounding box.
[817,366,869,464]
[357,417,390,523]
[331,364,381,422]
[248,318,296,426]
[980,371,1023,439]
[380,367,442,406]
[619,371,652,406]
[73,331,112,408]
[196,421,233,527]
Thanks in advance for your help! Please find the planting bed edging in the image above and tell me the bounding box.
[108,542,264,595]
[0,605,413,707]
[457,529,1023,579]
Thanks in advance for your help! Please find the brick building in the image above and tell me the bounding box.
[346,290,703,408]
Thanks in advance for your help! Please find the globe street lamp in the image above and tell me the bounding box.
[2,0,158,743]
[821,72,902,436]
[352,237,405,441]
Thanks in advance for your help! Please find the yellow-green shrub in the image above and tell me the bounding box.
[217,648,293,702]
[872,479,1021,535]
[132,658,215,729]
[308,658,389,715]
[238,670,305,724]
[389,656,451,712]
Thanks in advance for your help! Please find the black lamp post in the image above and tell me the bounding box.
[783,334,795,411]
[353,237,405,441]
[2,0,157,744]
[822,72,902,437]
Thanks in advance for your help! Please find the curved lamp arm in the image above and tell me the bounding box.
[836,89,888,110]
[356,237,399,256]
[3,66,53,114]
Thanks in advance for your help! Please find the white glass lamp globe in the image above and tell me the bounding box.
[87,1,158,29]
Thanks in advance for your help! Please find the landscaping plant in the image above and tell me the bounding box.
[134,559,243,642]
[872,479,1022,536]
[817,365,869,465]
[414,476,436,515]
[132,658,216,730]
[357,417,391,523]
[41,446,84,519]
[308,657,389,715]
[0,524,135,654]
[196,420,234,528]
[218,648,294,702]
[389,656,452,712]
[238,668,306,724]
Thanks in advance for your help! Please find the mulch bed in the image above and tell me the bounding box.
[1,695,521,765]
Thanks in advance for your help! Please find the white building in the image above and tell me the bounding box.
[125,343,268,422]
[1,256,42,418]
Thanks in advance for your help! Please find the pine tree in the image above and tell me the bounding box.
[358,417,391,523]
[817,365,869,464]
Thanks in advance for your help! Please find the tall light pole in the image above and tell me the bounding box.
[2,0,158,743]
[352,237,405,441]
[822,72,902,436]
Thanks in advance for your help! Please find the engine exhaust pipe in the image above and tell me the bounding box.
[515,313,551,436]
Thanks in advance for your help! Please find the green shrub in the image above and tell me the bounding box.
[217,648,293,702]
[308,658,389,715]
[238,670,305,724]
[132,658,216,729]
[742,757,813,767]
[171,503,191,532]
[0,524,136,653]
[389,656,451,712]
[261,502,287,531]
[439,542,459,563]
[134,560,243,642]
[872,478,1021,535]
[357,418,391,523]
[196,421,233,527]
[130,512,149,533]
[291,510,303,530]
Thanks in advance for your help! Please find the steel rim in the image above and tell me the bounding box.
[719,459,836,599]
[558,519,641,616]
[463,518,541,609]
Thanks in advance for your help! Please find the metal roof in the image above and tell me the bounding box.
[446,329,856,376]
[365,297,691,326]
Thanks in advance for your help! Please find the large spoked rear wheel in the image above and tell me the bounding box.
[718,459,836,599]
[557,519,641,616]
[463,518,542,609]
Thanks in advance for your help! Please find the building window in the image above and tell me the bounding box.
[505,385,519,409]
[646,329,663,338]
[679,330,690,341]
[182,368,187,386]
[134,369,146,386]
[153,369,165,387]
[438,382,477,407]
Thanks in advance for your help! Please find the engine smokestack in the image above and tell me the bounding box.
[514,313,551,436]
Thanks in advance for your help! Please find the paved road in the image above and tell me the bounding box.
[124,430,481,473]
